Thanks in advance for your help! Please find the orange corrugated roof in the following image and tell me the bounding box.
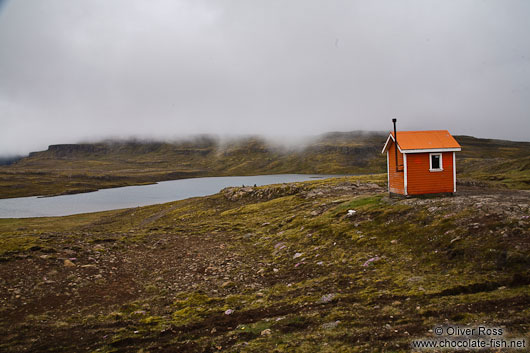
[387,130,461,150]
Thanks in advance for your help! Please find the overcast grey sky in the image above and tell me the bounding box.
[1,0,529,155]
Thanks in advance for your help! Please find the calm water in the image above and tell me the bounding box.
[0,174,337,218]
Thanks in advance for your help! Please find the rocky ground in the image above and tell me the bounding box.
[0,176,528,352]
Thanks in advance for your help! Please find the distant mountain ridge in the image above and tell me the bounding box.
[1,131,529,198]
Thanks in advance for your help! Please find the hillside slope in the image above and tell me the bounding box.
[0,132,529,198]
[0,132,387,198]
[455,136,530,189]
[0,176,528,352]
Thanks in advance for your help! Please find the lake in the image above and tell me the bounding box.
[0,174,338,218]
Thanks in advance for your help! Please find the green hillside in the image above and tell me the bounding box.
[0,132,387,198]
[0,132,529,199]
[454,136,530,189]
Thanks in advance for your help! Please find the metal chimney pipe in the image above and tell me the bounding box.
[392,118,398,172]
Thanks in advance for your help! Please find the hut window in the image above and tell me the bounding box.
[429,153,443,171]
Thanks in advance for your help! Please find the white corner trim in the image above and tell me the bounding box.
[403,153,408,196]
[381,134,393,154]
[381,133,404,154]
[453,151,456,192]
[429,152,443,172]
[386,151,390,193]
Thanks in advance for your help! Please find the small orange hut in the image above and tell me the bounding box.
[381,121,461,196]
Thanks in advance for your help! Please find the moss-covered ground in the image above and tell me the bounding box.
[0,175,528,352]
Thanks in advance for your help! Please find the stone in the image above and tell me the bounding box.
[321,321,340,329]
[64,259,76,267]
[274,242,285,249]
[221,281,235,288]
[260,329,272,336]
[450,236,461,244]
[320,293,336,303]
[362,256,380,267]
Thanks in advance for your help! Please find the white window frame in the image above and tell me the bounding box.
[429,153,443,172]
